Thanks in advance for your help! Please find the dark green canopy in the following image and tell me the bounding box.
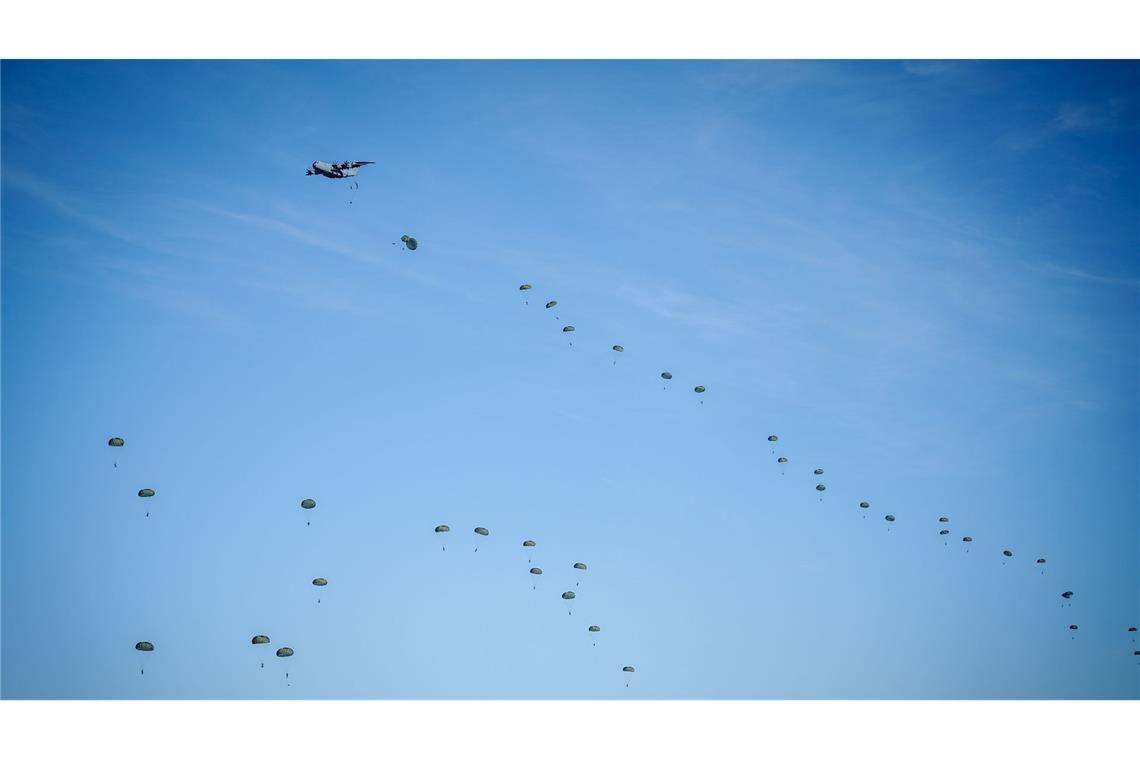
[530,567,543,575]
[622,666,635,673]
[1003,550,1013,557]
[251,635,270,645]
[523,540,536,547]
[859,501,870,508]
[1128,627,1137,632]
[312,578,328,587]
[1062,591,1073,599]
[545,301,557,309]
[276,647,294,657]
[400,235,418,251]
[661,372,673,380]
[778,457,788,463]
[813,469,824,475]
[108,437,125,447]
[135,641,154,652]
[563,325,575,332]
[612,345,624,353]
[938,517,949,523]
[588,626,601,632]
[816,484,827,492]
[885,515,896,522]
[434,525,450,533]
[694,386,706,393]
[1069,625,1079,631]
[768,435,778,442]
[301,499,316,509]
[519,284,532,291]
[1036,558,1046,564]
[573,563,587,571]
[562,591,576,600]
[138,488,155,498]
[474,527,490,536]
[939,529,950,535]
[962,536,973,543]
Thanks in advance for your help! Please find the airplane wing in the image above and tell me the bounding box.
[338,160,375,170]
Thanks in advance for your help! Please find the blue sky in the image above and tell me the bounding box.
[2,60,1137,699]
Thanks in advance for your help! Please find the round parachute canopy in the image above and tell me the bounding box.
[813,469,824,475]
[622,666,635,673]
[778,457,788,464]
[1134,651,1140,656]
[573,563,587,571]
[1069,625,1079,631]
[251,635,270,645]
[815,484,827,492]
[563,325,575,333]
[588,626,601,632]
[938,517,950,523]
[138,489,155,498]
[1003,550,1013,557]
[400,235,418,251]
[108,437,125,447]
[1128,627,1137,632]
[1061,591,1073,599]
[545,301,557,309]
[661,372,673,380]
[694,386,706,393]
[768,435,778,442]
[301,499,316,510]
[135,641,154,652]
[562,591,576,600]
[312,578,328,587]
[859,502,870,509]
[1036,558,1046,564]
[885,515,896,522]
[962,536,973,543]
[939,529,950,535]
[523,540,536,547]
[530,567,543,575]
[519,284,532,291]
[434,525,450,533]
[276,647,294,658]
[612,345,624,353]
[474,527,490,536]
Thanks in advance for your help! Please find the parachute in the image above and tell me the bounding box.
[815,484,826,492]
[138,489,155,498]
[135,642,154,652]
[434,525,450,533]
[962,536,973,542]
[474,527,490,536]
[301,499,316,509]
[563,326,575,332]
[1002,550,1013,557]
[813,469,824,476]
[562,591,576,600]
[530,567,543,575]
[1036,558,1046,564]
[573,563,587,570]
[276,647,294,657]
[661,372,673,380]
[519,284,532,291]
[523,540,536,547]
[252,635,270,645]
[435,524,450,551]
[1061,591,1073,599]
[622,666,635,672]
[588,626,601,632]
[546,301,557,309]
[939,529,950,535]
[1128,627,1137,633]
[312,578,328,586]
[400,234,418,251]
[885,515,896,522]
[768,436,778,442]
[108,437,125,447]
[612,345,624,352]
[1069,625,1079,630]
[694,386,705,393]
[777,457,788,463]
[938,517,949,523]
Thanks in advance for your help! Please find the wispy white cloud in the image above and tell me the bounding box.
[1040,262,1140,291]
[2,167,138,244]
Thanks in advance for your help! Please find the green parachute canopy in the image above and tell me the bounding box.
[938,517,950,523]
[815,484,827,492]
[573,563,587,571]
[768,435,778,442]
[138,488,155,498]
[612,345,624,353]
[778,457,788,464]
[400,235,418,251]
[588,626,601,632]
[135,641,154,652]
[693,385,706,394]
[622,666,635,673]
[885,515,896,522]
[813,469,824,475]
[434,525,450,533]
[530,567,543,575]
[108,437,125,447]
[474,527,490,536]
[1036,558,1046,564]
[859,502,870,509]
[251,635,270,645]
[545,301,557,309]
[563,325,575,333]
[523,540,536,547]
[276,647,294,657]
[562,591,576,600]
[301,499,316,509]
[962,536,973,543]
[1062,591,1073,599]
[661,372,673,380]
[312,578,328,587]
[939,529,950,535]
[519,284,532,291]
[1128,627,1137,632]
[1003,550,1013,557]
[1069,625,1079,631]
